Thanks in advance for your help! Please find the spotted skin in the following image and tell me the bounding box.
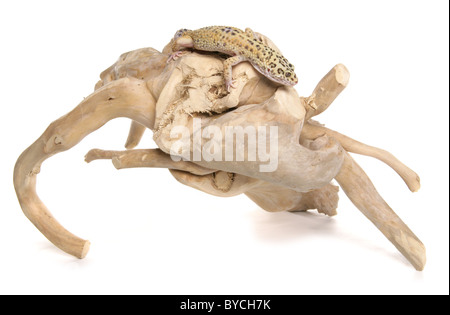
[169,26,298,91]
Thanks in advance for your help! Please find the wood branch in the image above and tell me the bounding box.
[13,166,90,258]
[245,181,339,215]
[13,77,156,258]
[303,63,350,120]
[154,78,345,192]
[169,169,263,197]
[14,42,424,270]
[86,148,215,176]
[124,121,147,149]
[86,146,340,215]
[334,151,426,270]
[302,122,421,192]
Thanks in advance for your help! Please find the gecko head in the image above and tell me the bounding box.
[173,28,191,40]
[263,53,298,86]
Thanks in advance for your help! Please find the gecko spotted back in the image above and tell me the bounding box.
[171,26,298,87]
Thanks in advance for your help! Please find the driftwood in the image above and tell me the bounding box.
[13,33,425,270]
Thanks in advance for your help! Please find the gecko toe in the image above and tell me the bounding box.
[226,79,237,92]
[167,51,187,63]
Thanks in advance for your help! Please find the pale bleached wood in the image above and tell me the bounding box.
[87,147,339,214]
[13,35,424,270]
[14,77,157,258]
[303,63,350,120]
[334,151,426,271]
[153,82,344,192]
[302,122,421,192]
[124,121,147,149]
[86,148,215,176]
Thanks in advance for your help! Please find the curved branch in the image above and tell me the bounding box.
[302,122,420,192]
[13,77,156,258]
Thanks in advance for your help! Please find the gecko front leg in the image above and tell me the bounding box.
[223,55,246,92]
[167,51,189,63]
[168,36,194,63]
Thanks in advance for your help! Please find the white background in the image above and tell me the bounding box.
[0,0,448,295]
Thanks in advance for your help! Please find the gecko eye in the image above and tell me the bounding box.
[174,29,189,39]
